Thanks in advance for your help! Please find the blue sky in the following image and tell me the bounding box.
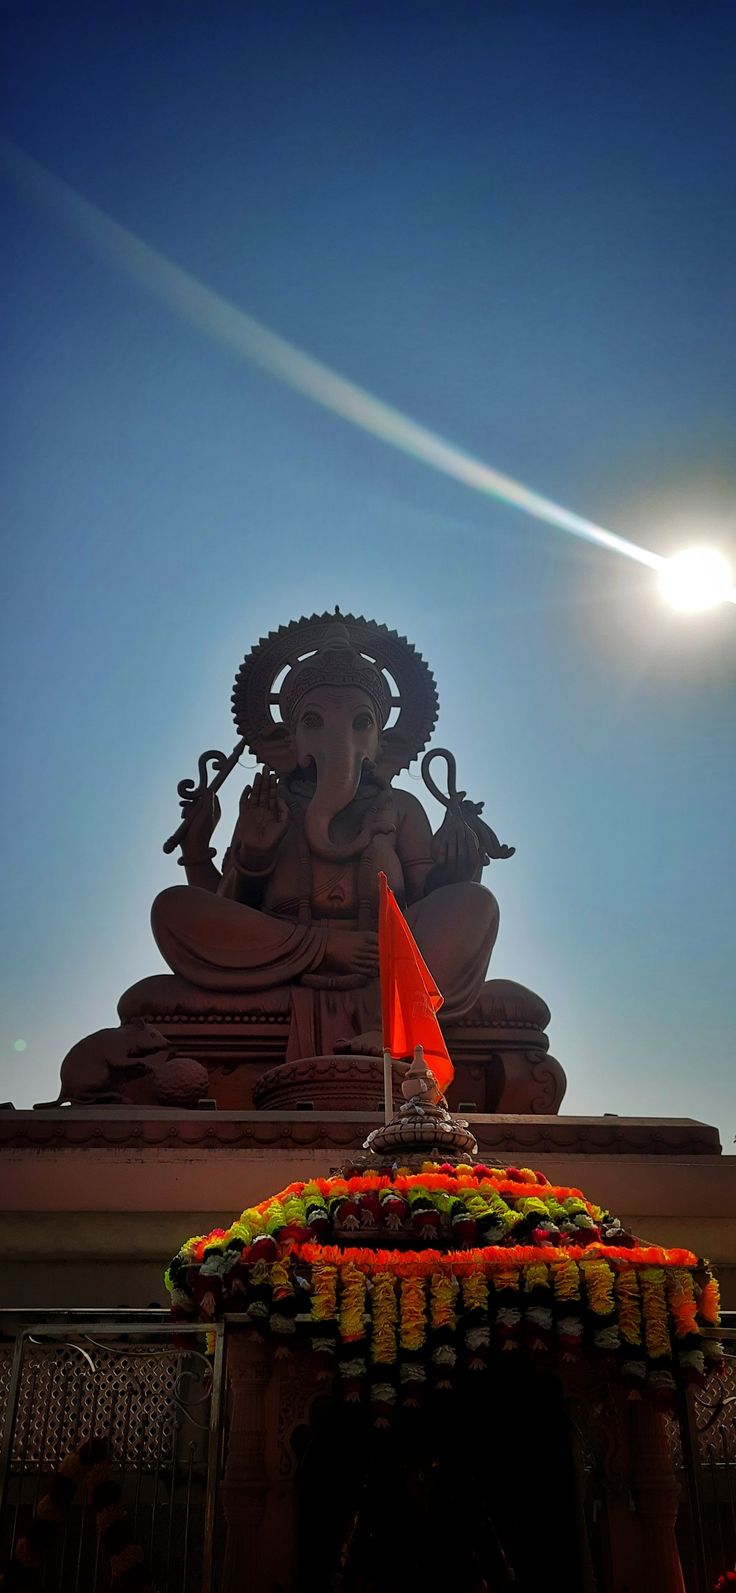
[1,0,734,1139]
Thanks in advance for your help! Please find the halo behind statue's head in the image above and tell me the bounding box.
[232,612,439,779]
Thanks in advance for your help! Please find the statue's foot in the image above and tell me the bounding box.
[335,1029,383,1056]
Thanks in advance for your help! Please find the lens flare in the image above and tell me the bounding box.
[659,548,734,613]
[2,136,735,610]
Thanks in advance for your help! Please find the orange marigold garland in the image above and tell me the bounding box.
[665,1266,704,1380]
[165,1164,721,1416]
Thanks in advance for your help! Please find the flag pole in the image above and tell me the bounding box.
[383,1048,393,1124]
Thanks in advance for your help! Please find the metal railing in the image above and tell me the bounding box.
[0,1312,224,1593]
[674,1322,736,1593]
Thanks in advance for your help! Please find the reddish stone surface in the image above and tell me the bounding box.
[4,1109,722,1156]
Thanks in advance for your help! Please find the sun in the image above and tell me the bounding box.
[658,547,734,613]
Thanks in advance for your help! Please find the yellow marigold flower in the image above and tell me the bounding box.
[523,1263,549,1293]
[614,1268,642,1347]
[400,1275,427,1352]
[493,1267,520,1295]
[552,1258,580,1303]
[371,1271,398,1364]
[246,1209,265,1236]
[311,1264,338,1322]
[582,1259,615,1316]
[271,1261,293,1299]
[462,1271,489,1314]
[640,1267,671,1361]
[430,1272,458,1332]
[339,1263,367,1343]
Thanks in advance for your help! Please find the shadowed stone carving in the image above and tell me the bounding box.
[49,610,566,1116]
[33,1021,208,1109]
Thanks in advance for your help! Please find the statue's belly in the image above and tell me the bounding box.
[310,858,360,916]
[265,841,405,921]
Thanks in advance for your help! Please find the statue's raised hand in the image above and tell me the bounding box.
[179,789,221,865]
[234,770,289,870]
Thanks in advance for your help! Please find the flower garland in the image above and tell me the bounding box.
[165,1163,722,1419]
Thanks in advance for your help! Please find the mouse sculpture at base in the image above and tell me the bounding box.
[33,1020,208,1109]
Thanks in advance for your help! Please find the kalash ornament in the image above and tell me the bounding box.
[360,1045,479,1169]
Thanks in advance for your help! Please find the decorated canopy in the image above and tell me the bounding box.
[166,1160,722,1418]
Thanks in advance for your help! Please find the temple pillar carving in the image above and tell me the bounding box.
[221,1332,271,1593]
[631,1401,686,1593]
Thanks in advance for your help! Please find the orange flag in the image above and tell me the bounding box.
[378,871,454,1093]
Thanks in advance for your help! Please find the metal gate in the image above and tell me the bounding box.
[674,1323,736,1592]
[0,1313,223,1593]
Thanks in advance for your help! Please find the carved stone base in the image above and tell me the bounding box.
[117,973,566,1114]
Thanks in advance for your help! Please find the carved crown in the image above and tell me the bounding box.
[280,623,391,728]
[231,612,439,778]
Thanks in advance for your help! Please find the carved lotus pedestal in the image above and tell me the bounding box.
[253,1054,404,1112]
[118,973,566,1114]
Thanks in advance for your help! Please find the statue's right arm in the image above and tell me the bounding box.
[216,771,290,904]
[177,790,222,893]
[216,847,271,905]
[182,855,222,892]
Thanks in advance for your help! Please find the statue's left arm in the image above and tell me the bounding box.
[394,790,482,899]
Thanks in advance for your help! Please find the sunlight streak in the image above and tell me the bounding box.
[3,137,734,604]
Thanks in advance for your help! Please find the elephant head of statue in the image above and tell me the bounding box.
[231,611,439,859]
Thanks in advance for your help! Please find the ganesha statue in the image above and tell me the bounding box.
[114,611,565,1114]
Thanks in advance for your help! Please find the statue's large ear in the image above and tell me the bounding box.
[375,725,419,783]
[258,725,295,777]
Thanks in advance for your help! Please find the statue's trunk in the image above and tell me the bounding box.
[303,747,372,861]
